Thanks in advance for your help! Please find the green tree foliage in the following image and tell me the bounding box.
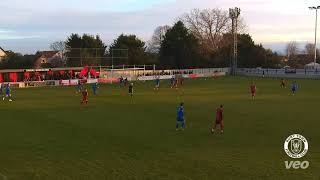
[65,34,106,67]
[212,34,281,68]
[0,51,35,69]
[108,34,150,65]
[159,21,202,68]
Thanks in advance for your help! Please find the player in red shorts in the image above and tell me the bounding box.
[81,89,89,104]
[250,82,257,99]
[211,105,224,134]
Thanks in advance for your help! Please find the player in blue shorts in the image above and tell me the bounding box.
[129,83,134,97]
[170,77,175,88]
[154,78,160,91]
[291,81,298,95]
[92,82,98,95]
[124,78,129,87]
[76,80,82,93]
[176,103,185,131]
[3,84,13,101]
[119,76,124,87]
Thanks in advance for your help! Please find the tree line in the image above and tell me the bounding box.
[1,8,287,70]
[285,41,320,68]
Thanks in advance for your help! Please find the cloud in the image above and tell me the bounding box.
[0,28,41,41]
[0,0,175,13]
[0,29,12,33]
[0,34,41,40]
[0,0,319,53]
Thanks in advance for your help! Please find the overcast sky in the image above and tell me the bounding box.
[0,0,319,54]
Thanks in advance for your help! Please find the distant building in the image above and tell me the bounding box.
[0,47,7,62]
[305,62,320,70]
[34,51,64,68]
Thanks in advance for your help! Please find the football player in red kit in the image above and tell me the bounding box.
[250,82,257,99]
[211,105,224,134]
[81,89,89,104]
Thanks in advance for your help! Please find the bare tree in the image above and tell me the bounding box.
[286,41,299,60]
[235,17,247,34]
[50,56,65,67]
[50,41,66,51]
[305,43,319,57]
[182,8,247,54]
[147,25,171,53]
[49,41,66,66]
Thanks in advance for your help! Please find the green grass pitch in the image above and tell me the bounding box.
[0,77,319,180]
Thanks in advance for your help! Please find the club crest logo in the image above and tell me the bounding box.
[284,134,308,159]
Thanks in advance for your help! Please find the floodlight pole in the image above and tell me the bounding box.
[229,7,241,76]
[111,49,114,68]
[309,6,320,64]
[316,9,318,64]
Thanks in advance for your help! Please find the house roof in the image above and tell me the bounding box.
[305,62,320,67]
[38,51,59,59]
